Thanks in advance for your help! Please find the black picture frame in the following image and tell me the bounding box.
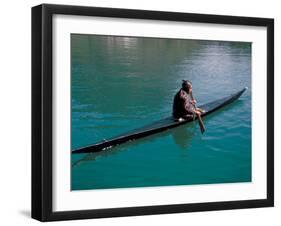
[32,3,274,222]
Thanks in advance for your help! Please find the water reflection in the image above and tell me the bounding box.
[171,123,196,150]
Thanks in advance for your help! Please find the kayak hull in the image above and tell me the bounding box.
[72,88,247,154]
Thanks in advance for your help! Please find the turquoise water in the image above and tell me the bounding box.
[71,35,251,190]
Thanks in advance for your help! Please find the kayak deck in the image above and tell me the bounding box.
[72,87,247,154]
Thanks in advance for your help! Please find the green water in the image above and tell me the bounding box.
[71,34,251,190]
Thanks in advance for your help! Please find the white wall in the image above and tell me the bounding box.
[0,0,279,225]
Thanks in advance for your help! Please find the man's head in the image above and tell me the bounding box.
[182,80,192,93]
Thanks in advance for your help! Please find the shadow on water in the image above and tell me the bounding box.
[72,99,244,167]
[171,122,196,149]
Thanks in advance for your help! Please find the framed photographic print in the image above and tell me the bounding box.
[32,4,274,221]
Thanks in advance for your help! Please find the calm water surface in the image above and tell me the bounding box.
[71,35,251,190]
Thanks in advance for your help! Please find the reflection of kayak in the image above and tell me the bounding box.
[72,87,247,154]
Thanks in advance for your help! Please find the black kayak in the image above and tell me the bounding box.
[72,87,247,154]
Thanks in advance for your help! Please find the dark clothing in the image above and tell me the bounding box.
[173,89,195,118]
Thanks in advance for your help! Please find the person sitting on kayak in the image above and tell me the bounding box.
[173,80,206,133]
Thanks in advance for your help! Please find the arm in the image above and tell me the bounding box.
[189,90,197,105]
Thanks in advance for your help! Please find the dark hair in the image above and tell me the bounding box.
[182,80,192,93]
